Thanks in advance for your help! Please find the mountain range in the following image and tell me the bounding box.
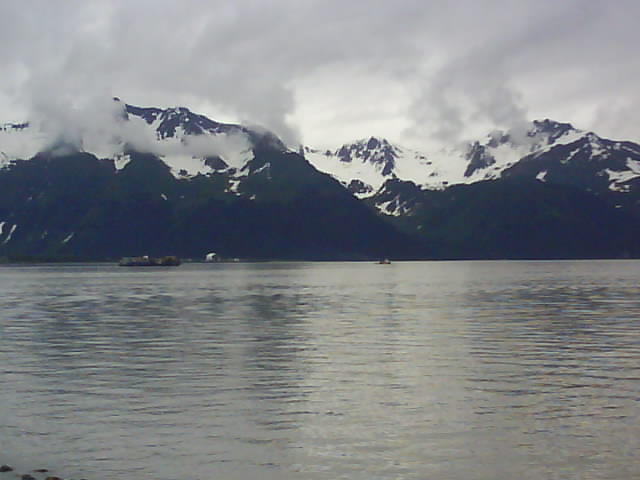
[1,99,639,261]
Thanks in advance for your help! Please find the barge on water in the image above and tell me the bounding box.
[119,255,181,267]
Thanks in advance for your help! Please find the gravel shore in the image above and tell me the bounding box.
[0,465,83,480]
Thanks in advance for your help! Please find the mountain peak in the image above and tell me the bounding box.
[364,136,390,148]
[529,119,578,144]
[124,103,255,137]
[334,137,399,177]
[531,118,575,132]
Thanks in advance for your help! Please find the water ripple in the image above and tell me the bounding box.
[0,261,639,479]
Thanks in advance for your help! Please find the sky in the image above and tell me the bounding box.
[0,0,638,151]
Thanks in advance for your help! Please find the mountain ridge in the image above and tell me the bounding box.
[1,100,640,260]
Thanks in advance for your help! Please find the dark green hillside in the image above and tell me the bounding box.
[3,143,640,262]
[168,148,421,260]
[393,179,640,259]
[0,149,419,260]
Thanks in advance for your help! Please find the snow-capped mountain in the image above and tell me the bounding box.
[1,100,640,260]
[303,119,640,216]
[4,100,640,204]
[0,99,285,183]
[304,137,431,197]
[0,125,413,261]
[303,119,588,197]
[503,132,640,192]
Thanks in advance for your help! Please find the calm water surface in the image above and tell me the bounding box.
[0,261,639,479]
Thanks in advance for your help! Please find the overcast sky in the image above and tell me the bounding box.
[0,0,638,150]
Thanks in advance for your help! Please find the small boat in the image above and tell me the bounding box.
[378,258,391,265]
[119,255,181,267]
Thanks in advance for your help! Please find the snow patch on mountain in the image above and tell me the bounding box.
[251,162,272,177]
[2,224,16,245]
[113,154,131,171]
[162,154,215,178]
[375,196,412,217]
[226,179,241,194]
[606,158,640,191]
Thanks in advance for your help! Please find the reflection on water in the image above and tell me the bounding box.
[0,261,639,479]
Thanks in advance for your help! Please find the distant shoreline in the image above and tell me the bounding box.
[2,255,640,265]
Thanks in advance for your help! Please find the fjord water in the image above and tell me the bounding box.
[0,261,639,480]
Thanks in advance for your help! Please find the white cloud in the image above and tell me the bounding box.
[0,0,639,150]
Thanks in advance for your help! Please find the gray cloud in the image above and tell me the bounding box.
[0,0,639,149]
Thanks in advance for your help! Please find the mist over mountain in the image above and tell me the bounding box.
[1,101,639,261]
